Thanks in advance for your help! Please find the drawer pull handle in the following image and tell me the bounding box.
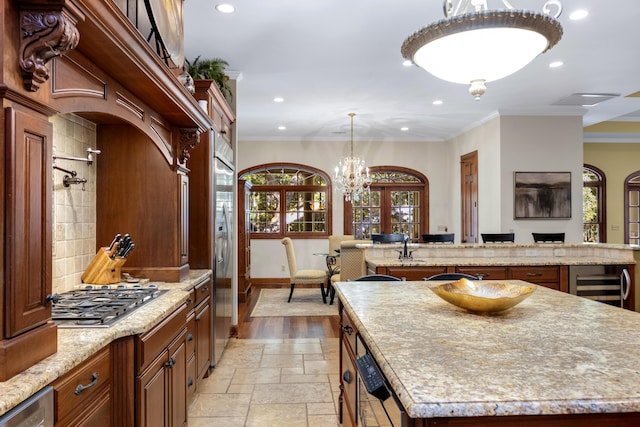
[342,370,351,384]
[341,325,353,335]
[526,272,542,277]
[187,298,193,305]
[187,333,194,342]
[188,377,194,387]
[165,358,176,368]
[74,373,99,395]
[201,287,209,292]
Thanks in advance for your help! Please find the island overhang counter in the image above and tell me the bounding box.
[335,280,640,426]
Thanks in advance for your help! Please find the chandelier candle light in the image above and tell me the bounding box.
[334,113,371,202]
[401,0,563,100]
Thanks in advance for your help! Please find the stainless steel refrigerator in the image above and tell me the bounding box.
[212,135,234,366]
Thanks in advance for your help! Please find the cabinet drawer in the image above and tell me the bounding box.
[510,266,559,282]
[386,266,446,281]
[341,310,357,355]
[456,266,507,280]
[52,346,111,424]
[194,277,211,307]
[137,303,188,372]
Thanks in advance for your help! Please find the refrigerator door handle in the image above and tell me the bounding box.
[621,268,631,301]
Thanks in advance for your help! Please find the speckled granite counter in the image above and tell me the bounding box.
[0,269,211,416]
[335,280,640,420]
[363,242,636,267]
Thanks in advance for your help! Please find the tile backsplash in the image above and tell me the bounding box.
[51,114,97,294]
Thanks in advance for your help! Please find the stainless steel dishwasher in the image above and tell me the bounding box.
[0,386,53,427]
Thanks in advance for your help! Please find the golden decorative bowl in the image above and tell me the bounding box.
[429,278,536,313]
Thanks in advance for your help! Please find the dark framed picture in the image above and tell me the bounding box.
[514,172,571,219]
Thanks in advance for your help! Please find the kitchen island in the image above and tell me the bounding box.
[335,280,640,426]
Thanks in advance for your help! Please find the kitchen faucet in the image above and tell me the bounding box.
[397,234,413,260]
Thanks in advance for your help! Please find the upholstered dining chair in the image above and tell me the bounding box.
[281,237,328,303]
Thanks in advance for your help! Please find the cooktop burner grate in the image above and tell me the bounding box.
[51,284,167,328]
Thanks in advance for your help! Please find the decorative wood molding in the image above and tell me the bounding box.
[19,6,81,92]
[177,128,201,165]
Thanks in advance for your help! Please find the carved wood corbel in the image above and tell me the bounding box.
[19,4,81,92]
[177,128,201,165]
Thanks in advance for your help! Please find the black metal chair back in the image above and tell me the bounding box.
[422,233,455,244]
[424,273,480,281]
[353,274,402,282]
[532,232,565,243]
[372,233,405,243]
[481,233,515,243]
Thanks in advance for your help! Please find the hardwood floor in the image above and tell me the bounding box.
[237,285,341,339]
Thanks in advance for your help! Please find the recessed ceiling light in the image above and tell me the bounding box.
[402,60,413,67]
[401,127,409,131]
[273,97,284,103]
[433,99,443,106]
[278,126,286,130]
[215,4,235,13]
[549,61,564,68]
[569,9,588,20]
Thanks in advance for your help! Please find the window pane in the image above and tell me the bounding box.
[353,190,382,239]
[285,191,327,233]
[249,192,280,233]
[630,191,640,207]
[390,190,420,241]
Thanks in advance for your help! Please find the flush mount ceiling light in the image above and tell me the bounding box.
[401,0,563,100]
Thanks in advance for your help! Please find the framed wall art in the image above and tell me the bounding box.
[514,172,571,219]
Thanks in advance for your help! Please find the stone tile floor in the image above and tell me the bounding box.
[188,338,341,426]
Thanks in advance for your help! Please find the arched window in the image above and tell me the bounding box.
[344,166,429,242]
[624,171,640,245]
[239,163,332,238]
[583,164,606,242]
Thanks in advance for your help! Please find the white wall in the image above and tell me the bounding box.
[499,115,584,242]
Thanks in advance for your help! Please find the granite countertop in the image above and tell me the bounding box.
[366,256,634,267]
[335,280,640,419]
[0,269,212,416]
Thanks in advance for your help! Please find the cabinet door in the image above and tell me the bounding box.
[168,329,188,427]
[510,266,561,290]
[137,351,169,427]
[4,107,53,336]
[195,301,211,381]
[341,340,357,427]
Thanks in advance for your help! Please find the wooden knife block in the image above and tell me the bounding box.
[81,247,127,285]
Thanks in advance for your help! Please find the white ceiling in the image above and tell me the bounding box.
[183,0,640,143]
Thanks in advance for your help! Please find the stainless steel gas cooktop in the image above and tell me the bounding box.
[51,284,167,328]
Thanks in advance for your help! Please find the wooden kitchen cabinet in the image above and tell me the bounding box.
[0,106,57,381]
[382,266,447,281]
[192,276,212,383]
[509,266,567,291]
[136,303,188,427]
[455,266,508,280]
[51,345,111,427]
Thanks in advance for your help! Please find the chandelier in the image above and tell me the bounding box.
[401,0,563,100]
[334,113,371,202]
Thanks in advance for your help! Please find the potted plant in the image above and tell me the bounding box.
[185,56,233,102]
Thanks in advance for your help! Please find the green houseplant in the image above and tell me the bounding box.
[185,56,233,102]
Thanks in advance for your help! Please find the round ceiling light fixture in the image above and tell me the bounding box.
[401,1,563,100]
